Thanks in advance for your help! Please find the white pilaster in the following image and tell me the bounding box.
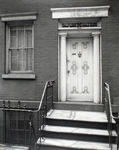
[59,33,67,102]
[92,32,100,103]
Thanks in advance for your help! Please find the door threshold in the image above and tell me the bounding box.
[57,101,102,105]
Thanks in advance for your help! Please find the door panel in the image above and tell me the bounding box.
[67,38,93,101]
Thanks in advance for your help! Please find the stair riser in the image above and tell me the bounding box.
[46,118,108,130]
[53,103,104,112]
[42,131,117,144]
[37,145,97,150]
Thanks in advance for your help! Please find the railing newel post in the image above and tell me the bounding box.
[117,122,119,150]
[18,101,21,109]
[104,82,119,150]
[29,112,32,150]
[45,85,47,115]
[52,82,54,109]
[3,100,5,108]
[3,108,6,144]
[8,100,10,109]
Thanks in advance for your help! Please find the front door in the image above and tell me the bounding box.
[67,38,93,101]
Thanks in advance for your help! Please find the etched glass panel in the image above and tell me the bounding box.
[82,61,89,75]
[71,61,78,75]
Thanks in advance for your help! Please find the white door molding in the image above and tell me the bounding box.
[52,6,109,103]
[92,32,100,103]
[59,33,67,102]
[51,6,110,19]
[59,31,101,103]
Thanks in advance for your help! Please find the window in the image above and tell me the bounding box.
[9,25,34,73]
[1,12,37,79]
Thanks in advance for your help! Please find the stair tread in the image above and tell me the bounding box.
[47,109,115,123]
[43,125,117,137]
[0,144,29,150]
[37,137,117,150]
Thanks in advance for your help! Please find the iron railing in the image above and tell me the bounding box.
[104,82,119,150]
[2,80,55,150]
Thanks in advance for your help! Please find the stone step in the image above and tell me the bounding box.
[37,109,117,150]
[37,137,117,150]
[0,144,29,150]
[43,125,117,137]
[53,102,104,112]
[47,109,116,123]
[42,125,117,143]
[46,109,116,130]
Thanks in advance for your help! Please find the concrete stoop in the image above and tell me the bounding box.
[37,108,117,150]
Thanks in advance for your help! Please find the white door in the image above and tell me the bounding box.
[67,38,93,101]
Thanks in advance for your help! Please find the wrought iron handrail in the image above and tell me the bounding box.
[104,82,119,150]
[2,80,55,150]
[2,80,54,112]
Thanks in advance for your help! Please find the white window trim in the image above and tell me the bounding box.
[2,74,35,79]
[1,12,37,79]
[1,12,37,21]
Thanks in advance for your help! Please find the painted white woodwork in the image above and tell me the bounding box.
[52,6,108,103]
[1,12,37,22]
[92,32,100,103]
[59,33,67,102]
[51,6,110,19]
[67,38,93,101]
[1,16,37,21]
[2,74,35,79]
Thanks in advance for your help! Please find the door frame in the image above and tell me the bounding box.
[58,29,102,103]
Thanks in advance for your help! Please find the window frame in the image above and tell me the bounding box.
[6,23,34,74]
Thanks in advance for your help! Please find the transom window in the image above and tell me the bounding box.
[62,22,97,28]
[8,25,34,73]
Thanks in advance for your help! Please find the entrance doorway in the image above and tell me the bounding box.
[67,38,93,101]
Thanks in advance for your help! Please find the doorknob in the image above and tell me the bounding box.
[67,70,70,73]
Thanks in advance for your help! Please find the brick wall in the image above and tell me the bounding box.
[0,0,113,102]
[0,0,119,142]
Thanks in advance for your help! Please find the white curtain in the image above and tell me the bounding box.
[10,26,33,71]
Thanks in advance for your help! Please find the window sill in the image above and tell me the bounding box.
[2,74,35,79]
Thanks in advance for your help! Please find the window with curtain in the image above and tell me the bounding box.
[9,25,34,72]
